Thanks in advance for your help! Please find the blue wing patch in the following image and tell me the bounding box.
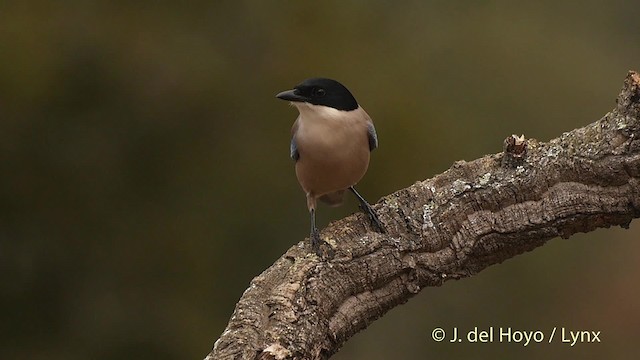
[290,137,300,161]
[367,122,378,151]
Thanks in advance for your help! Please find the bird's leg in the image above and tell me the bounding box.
[307,194,322,256]
[309,208,321,256]
[307,194,335,259]
[349,186,385,233]
[308,208,334,259]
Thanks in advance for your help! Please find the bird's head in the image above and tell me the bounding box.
[276,78,358,111]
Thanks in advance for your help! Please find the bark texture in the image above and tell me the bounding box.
[207,71,640,360]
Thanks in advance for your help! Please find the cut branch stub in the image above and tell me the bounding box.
[207,71,640,360]
[502,134,528,168]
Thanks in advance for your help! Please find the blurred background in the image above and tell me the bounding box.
[1,1,639,359]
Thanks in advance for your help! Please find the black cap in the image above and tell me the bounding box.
[276,78,358,111]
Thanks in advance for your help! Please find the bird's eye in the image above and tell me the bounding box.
[313,88,326,97]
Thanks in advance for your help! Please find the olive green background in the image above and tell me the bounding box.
[1,1,639,359]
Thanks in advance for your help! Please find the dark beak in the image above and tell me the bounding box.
[276,89,306,102]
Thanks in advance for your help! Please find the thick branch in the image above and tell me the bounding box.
[207,71,640,360]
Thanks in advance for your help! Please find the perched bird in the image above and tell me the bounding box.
[276,78,384,256]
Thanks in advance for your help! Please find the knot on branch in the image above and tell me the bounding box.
[616,71,640,118]
[502,134,528,168]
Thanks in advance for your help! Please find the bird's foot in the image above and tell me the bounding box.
[349,186,385,234]
[310,228,334,260]
[358,202,385,234]
[367,208,385,234]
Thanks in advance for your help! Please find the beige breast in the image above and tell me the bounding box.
[292,105,372,197]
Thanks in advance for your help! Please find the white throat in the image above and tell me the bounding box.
[293,102,350,121]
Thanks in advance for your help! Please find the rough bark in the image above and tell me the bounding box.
[206,71,640,360]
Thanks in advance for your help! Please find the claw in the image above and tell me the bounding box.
[349,186,385,233]
[364,206,385,233]
[310,227,322,256]
[309,229,334,259]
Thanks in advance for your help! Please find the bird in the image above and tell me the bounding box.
[276,77,384,257]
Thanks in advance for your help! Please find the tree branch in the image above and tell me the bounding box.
[206,71,640,360]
